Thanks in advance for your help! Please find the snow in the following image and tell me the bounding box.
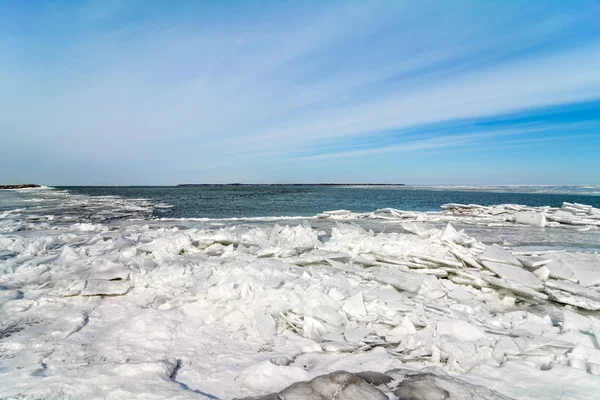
[1,188,600,399]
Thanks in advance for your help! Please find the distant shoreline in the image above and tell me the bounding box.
[176,183,406,187]
[0,184,40,189]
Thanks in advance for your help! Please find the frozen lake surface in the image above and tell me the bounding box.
[1,186,600,399]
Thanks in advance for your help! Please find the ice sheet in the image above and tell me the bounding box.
[1,188,600,399]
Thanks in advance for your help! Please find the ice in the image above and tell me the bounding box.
[464,361,600,400]
[89,262,130,281]
[373,269,424,293]
[441,223,476,246]
[514,211,546,227]
[545,280,600,302]
[392,371,510,400]
[2,188,600,399]
[80,279,132,296]
[236,360,312,394]
[561,309,596,333]
[517,255,552,268]
[532,265,550,281]
[237,370,388,400]
[480,244,522,266]
[544,258,577,282]
[546,288,600,310]
[342,291,367,319]
[480,260,544,290]
[436,320,487,341]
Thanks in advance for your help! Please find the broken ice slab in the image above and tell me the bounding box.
[317,210,352,219]
[561,309,598,334]
[342,291,367,319]
[513,211,546,227]
[436,319,486,341]
[411,254,462,268]
[80,279,132,296]
[373,270,424,293]
[480,260,544,290]
[477,273,549,300]
[568,344,600,375]
[373,208,415,219]
[517,256,552,268]
[277,371,388,400]
[411,268,448,277]
[441,223,476,246]
[321,341,361,353]
[545,288,600,311]
[545,280,600,302]
[344,327,374,343]
[480,244,522,266]
[374,255,408,266]
[554,253,600,287]
[89,264,130,281]
[542,258,577,282]
[532,266,550,281]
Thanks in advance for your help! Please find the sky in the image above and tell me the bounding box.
[1,0,600,185]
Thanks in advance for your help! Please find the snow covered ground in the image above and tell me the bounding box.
[1,188,600,399]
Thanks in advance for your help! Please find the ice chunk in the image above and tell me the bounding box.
[321,210,352,216]
[279,371,388,400]
[321,341,360,353]
[477,273,548,300]
[446,246,483,269]
[480,244,521,266]
[344,327,373,343]
[545,288,600,311]
[532,266,550,281]
[392,371,508,400]
[412,254,462,268]
[441,223,475,246]
[274,331,323,355]
[57,245,81,264]
[343,291,367,319]
[569,344,600,375]
[436,319,486,341]
[545,280,600,302]
[80,279,131,296]
[235,360,311,394]
[373,270,424,293]
[386,316,418,343]
[514,211,546,227]
[89,263,130,281]
[256,314,277,338]
[544,258,576,282]
[412,268,448,277]
[303,316,329,339]
[492,338,520,362]
[465,360,599,400]
[562,309,594,333]
[480,260,544,290]
[309,306,344,327]
[517,256,552,268]
[555,253,600,286]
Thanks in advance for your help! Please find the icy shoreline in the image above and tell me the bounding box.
[1,189,600,399]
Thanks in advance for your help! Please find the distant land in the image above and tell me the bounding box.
[177,183,406,187]
[0,184,40,189]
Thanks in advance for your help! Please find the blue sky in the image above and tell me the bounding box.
[1,1,600,185]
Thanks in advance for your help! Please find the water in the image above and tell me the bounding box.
[57,185,600,219]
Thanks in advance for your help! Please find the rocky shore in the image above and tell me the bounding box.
[0,184,40,189]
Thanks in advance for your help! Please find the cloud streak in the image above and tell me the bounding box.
[1,1,599,184]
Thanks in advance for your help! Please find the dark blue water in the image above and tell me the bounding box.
[58,186,600,219]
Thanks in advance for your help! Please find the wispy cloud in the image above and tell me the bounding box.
[1,1,599,184]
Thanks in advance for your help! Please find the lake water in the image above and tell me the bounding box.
[56,185,600,219]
